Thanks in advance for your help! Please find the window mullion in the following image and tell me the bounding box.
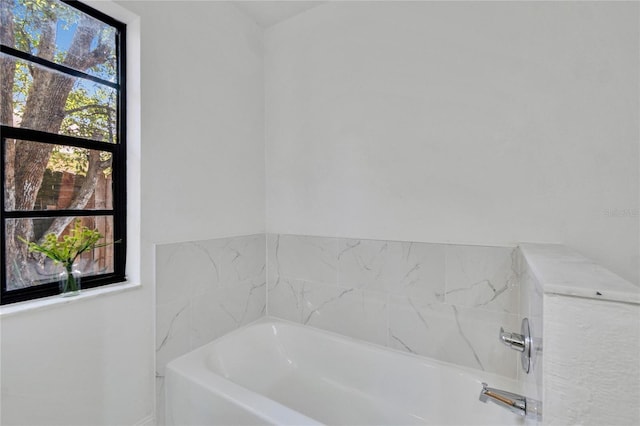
[0,46,119,90]
[1,127,118,153]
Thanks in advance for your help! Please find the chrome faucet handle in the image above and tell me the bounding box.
[499,327,525,352]
[499,318,532,373]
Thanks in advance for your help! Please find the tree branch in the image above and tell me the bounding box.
[36,11,56,61]
[63,15,110,72]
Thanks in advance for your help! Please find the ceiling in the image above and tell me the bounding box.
[233,1,326,28]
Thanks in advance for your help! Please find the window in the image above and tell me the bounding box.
[1,0,126,304]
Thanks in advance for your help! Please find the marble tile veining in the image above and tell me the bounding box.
[337,239,446,302]
[337,239,407,291]
[215,234,266,287]
[267,276,304,323]
[267,234,338,283]
[156,299,191,377]
[300,281,388,346]
[156,243,220,305]
[269,277,388,345]
[388,295,519,378]
[444,245,519,314]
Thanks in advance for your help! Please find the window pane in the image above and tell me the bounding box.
[4,139,113,211]
[5,216,115,290]
[0,53,117,143]
[1,0,117,83]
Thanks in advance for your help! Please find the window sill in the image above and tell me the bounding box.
[0,281,141,318]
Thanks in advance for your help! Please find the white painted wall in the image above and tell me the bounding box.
[265,1,639,284]
[133,0,265,244]
[0,288,153,426]
[0,1,264,425]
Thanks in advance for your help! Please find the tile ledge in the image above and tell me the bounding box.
[0,281,142,317]
[519,243,639,305]
[544,283,640,305]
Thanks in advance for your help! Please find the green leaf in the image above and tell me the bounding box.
[18,219,116,267]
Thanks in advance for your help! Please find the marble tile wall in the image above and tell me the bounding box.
[267,234,522,379]
[155,234,266,425]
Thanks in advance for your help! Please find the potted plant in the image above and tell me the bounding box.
[19,220,115,296]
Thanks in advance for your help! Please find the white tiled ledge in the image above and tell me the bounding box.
[519,243,640,305]
[0,281,142,318]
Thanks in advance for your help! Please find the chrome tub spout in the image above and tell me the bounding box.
[479,383,542,420]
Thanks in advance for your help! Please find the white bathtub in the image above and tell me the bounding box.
[165,318,526,425]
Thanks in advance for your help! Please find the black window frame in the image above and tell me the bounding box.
[0,0,127,305]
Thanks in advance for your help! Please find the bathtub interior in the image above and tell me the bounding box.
[168,318,526,425]
[205,323,431,425]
